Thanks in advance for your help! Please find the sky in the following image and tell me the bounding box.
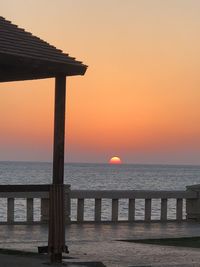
[0,0,200,165]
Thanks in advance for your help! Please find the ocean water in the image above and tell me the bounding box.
[0,161,200,221]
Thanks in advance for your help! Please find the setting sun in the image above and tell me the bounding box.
[109,156,122,165]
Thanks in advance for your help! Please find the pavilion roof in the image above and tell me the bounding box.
[0,16,87,82]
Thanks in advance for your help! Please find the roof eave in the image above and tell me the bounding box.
[0,52,87,82]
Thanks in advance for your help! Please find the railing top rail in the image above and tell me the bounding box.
[70,190,197,199]
[0,186,197,199]
[0,184,50,192]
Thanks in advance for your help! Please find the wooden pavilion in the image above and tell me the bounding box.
[0,17,87,262]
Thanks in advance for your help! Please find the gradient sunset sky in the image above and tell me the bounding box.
[0,0,200,164]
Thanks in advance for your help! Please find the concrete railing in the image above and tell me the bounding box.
[0,184,200,224]
[70,189,196,223]
[0,184,70,224]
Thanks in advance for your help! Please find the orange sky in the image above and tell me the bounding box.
[0,0,200,164]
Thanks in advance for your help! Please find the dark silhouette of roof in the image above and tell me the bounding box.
[0,16,87,82]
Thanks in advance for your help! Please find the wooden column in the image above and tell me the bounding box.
[48,75,67,263]
[53,76,66,185]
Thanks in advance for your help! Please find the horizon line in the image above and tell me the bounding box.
[0,160,200,167]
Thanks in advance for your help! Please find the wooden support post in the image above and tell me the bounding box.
[52,76,66,185]
[48,76,67,263]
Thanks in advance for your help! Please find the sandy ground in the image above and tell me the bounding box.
[1,222,200,266]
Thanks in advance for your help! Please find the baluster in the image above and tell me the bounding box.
[128,199,135,221]
[145,198,151,222]
[7,198,14,223]
[95,198,101,222]
[27,198,33,223]
[176,198,183,222]
[161,198,167,221]
[41,198,49,223]
[112,199,119,222]
[77,198,84,222]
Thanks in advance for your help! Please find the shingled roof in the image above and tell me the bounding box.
[0,16,87,82]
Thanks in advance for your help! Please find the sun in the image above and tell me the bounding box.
[109,156,122,165]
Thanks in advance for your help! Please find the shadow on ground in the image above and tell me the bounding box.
[120,236,200,248]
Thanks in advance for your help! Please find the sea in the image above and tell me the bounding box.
[0,161,200,221]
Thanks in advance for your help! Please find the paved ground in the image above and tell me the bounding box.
[1,222,200,266]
